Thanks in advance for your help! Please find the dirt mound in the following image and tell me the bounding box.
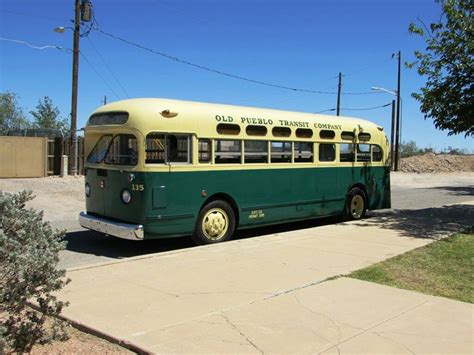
[400,153,474,173]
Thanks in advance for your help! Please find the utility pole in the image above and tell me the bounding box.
[69,0,81,175]
[390,100,396,170]
[336,72,342,116]
[394,50,401,171]
[102,95,107,105]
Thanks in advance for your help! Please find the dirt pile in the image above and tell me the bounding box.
[400,153,474,173]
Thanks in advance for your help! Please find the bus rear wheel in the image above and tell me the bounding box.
[192,200,236,245]
[345,187,367,220]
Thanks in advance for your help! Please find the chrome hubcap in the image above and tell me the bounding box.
[350,195,364,218]
[202,208,228,240]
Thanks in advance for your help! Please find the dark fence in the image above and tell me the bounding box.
[46,137,85,175]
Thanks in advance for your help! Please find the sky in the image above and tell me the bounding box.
[0,0,472,151]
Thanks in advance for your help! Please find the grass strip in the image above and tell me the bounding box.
[350,232,473,303]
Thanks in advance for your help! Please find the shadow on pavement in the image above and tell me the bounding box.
[64,215,341,259]
[354,204,474,240]
[65,203,473,260]
[426,185,474,196]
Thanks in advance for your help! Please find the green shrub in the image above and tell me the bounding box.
[0,190,70,353]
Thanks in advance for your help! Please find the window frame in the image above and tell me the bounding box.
[145,132,192,165]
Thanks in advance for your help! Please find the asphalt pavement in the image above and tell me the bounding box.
[58,172,474,269]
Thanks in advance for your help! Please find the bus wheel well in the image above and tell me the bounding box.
[348,183,368,203]
[201,193,240,226]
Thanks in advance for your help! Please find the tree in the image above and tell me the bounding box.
[0,191,69,352]
[30,96,68,133]
[0,92,29,134]
[407,0,473,137]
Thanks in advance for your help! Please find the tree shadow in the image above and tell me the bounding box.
[426,185,474,196]
[353,204,474,240]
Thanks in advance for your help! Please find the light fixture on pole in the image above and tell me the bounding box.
[371,86,403,171]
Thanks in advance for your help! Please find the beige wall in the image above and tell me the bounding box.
[0,137,48,178]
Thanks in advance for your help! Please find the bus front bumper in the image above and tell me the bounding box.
[79,212,144,240]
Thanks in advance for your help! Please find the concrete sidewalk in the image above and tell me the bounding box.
[59,202,474,353]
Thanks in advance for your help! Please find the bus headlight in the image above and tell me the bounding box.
[85,183,91,197]
[121,189,132,204]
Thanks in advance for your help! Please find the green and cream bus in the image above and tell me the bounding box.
[79,98,391,244]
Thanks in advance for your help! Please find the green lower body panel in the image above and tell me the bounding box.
[84,166,391,240]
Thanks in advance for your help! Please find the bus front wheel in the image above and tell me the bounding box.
[192,200,236,245]
[345,187,367,220]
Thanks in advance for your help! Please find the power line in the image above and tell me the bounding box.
[0,37,65,51]
[79,51,121,100]
[0,9,68,22]
[341,103,392,111]
[94,27,382,96]
[86,36,130,98]
[315,102,391,113]
[315,108,336,114]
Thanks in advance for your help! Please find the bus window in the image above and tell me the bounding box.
[319,143,335,162]
[244,140,268,163]
[167,135,190,163]
[340,143,355,162]
[272,126,291,137]
[246,125,267,136]
[341,131,355,140]
[294,142,313,163]
[146,133,165,163]
[357,144,371,162]
[87,135,112,163]
[215,140,241,164]
[372,145,383,162]
[217,123,240,135]
[198,139,211,163]
[296,128,313,138]
[319,130,335,139]
[104,134,138,166]
[358,132,371,141]
[271,141,292,163]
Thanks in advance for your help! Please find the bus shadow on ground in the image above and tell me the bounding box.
[64,204,473,259]
[355,204,474,240]
[64,215,342,259]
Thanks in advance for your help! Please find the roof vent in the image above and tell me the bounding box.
[160,110,178,118]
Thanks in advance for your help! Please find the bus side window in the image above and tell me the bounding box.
[294,142,313,163]
[340,143,355,162]
[271,141,292,163]
[319,143,335,162]
[244,140,268,163]
[167,135,190,163]
[215,140,241,164]
[198,139,211,163]
[372,145,383,162]
[357,144,371,162]
[145,133,166,164]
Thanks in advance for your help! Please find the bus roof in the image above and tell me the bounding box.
[88,98,384,140]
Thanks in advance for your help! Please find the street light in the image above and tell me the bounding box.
[371,86,397,96]
[371,86,403,171]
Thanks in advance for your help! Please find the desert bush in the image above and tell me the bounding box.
[0,190,70,353]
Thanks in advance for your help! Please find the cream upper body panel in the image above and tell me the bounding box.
[84,98,390,171]
[86,98,384,140]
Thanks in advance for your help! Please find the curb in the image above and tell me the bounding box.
[28,302,153,354]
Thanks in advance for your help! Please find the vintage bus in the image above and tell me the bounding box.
[79,98,391,244]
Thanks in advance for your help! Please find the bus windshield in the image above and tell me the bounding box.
[87,134,138,166]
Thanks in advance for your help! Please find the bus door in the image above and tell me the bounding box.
[315,143,340,215]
